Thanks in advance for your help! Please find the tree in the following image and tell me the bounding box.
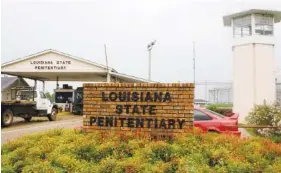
[45,92,55,102]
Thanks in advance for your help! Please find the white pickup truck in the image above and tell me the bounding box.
[1,87,58,127]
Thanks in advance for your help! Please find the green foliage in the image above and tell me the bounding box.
[207,104,218,112]
[2,129,281,173]
[207,103,233,108]
[206,104,232,116]
[246,103,281,139]
[45,92,55,102]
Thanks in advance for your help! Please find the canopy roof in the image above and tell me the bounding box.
[1,49,151,83]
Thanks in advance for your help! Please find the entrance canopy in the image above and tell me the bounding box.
[1,49,150,83]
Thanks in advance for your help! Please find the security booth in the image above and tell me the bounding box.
[54,84,75,112]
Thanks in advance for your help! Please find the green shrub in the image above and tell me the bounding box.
[246,103,281,139]
[215,108,232,116]
[2,129,281,173]
[149,142,173,163]
[22,161,63,173]
[207,104,218,112]
[1,166,16,173]
[206,104,232,116]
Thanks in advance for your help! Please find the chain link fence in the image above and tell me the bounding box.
[206,82,281,107]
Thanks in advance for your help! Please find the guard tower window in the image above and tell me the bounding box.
[233,15,252,38]
[255,14,273,35]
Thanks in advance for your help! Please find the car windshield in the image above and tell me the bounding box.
[203,109,225,118]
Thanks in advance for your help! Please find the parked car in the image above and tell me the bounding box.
[194,107,241,136]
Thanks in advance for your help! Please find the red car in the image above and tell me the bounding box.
[194,107,241,136]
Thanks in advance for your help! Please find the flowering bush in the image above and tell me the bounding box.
[246,103,281,142]
[2,129,281,173]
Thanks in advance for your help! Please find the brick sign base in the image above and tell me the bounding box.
[82,83,194,139]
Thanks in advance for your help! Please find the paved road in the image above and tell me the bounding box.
[2,116,251,144]
[1,117,82,144]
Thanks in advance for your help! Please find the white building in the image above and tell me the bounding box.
[277,74,281,106]
[1,49,151,90]
[223,9,281,122]
[1,49,152,108]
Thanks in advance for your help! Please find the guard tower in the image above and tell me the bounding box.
[223,9,281,122]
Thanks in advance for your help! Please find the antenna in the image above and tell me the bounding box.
[193,42,196,84]
[193,42,196,100]
[104,44,110,82]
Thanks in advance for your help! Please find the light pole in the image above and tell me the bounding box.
[147,40,156,81]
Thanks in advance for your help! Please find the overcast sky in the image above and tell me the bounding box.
[1,0,281,99]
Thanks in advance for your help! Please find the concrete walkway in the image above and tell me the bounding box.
[239,128,252,138]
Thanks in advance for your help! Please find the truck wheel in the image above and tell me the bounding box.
[2,109,14,127]
[48,108,57,121]
[24,117,32,122]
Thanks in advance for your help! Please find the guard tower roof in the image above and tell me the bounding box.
[223,9,281,27]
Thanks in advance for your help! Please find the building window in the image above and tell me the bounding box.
[255,14,273,36]
[55,92,73,103]
[233,15,252,38]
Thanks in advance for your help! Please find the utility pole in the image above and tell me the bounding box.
[193,42,196,100]
[147,40,156,81]
[193,42,196,84]
[205,81,207,101]
[104,44,110,82]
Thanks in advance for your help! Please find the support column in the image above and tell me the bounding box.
[33,79,37,101]
[56,76,59,89]
[251,13,255,36]
[107,73,111,83]
[43,81,45,92]
[34,79,37,90]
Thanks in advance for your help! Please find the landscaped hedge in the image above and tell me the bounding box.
[206,104,232,116]
[2,129,281,173]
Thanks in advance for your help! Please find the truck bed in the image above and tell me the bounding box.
[1,100,36,106]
